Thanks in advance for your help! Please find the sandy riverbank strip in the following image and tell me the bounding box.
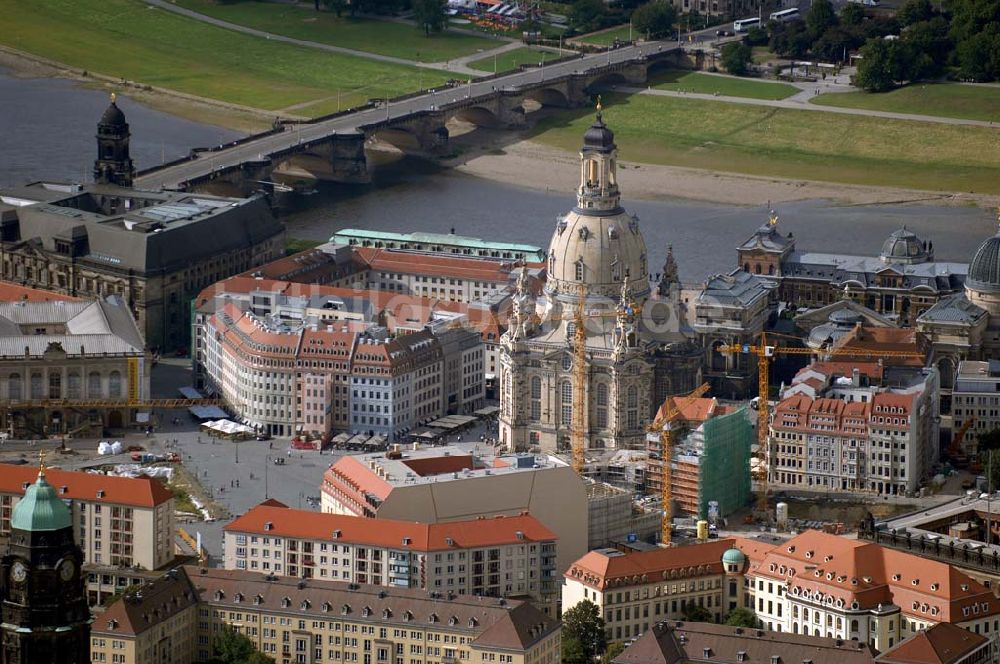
[449,138,1000,209]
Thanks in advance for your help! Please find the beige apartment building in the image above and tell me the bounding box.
[562,539,741,643]
[320,446,588,577]
[95,566,561,664]
[223,502,559,612]
[0,466,174,572]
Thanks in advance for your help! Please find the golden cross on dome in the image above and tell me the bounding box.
[596,95,603,112]
[768,210,779,227]
[38,450,47,475]
[110,91,117,104]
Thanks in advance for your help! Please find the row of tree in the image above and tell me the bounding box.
[755,0,1000,89]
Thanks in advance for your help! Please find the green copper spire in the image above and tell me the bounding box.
[11,453,72,532]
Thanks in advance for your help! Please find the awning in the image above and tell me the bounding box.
[474,406,500,417]
[178,386,203,399]
[189,405,229,420]
[136,412,151,424]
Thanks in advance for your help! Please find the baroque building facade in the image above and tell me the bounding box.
[0,98,285,352]
[499,111,699,454]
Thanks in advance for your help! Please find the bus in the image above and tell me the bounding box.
[769,7,799,21]
[733,16,761,32]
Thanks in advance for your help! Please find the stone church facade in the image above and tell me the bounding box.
[499,111,700,454]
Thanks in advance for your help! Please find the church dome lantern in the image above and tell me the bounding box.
[545,104,650,306]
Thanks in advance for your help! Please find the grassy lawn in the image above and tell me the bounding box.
[0,0,451,113]
[527,93,1000,194]
[467,47,556,73]
[649,70,798,100]
[577,24,635,45]
[173,0,496,61]
[811,83,1000,123]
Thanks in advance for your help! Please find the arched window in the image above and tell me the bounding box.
[30,373,43,399]
[938,357,955,390]
[851,620,859,633]
[586,158,599,186]
[7,374,21,400]
[755,264,762,274]
[626,385,638,429]
[596,383,608,428]
[768,265,775,275]
[109,371,122,398]
[560,382,573,426]
[48,372,61,399]
[530,376,542,421]
[67,372,81,399]
[575,260,584,281]
[743,263,750,273]
[88,372,102,398]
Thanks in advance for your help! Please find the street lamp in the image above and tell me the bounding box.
[235,439,239,464]
[265,454,270,499]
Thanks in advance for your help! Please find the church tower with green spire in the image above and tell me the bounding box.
[0,456,90,664]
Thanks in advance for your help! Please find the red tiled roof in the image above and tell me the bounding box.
[224,503,556,550]
[356,247,539,283]
[876,622,989,664]
[566,539,735,590]
[0,281,79,303]
[0,465,173,508]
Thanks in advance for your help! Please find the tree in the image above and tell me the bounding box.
[724,608,762,628]
[323,0,348,16]
[682,603,714,623]
[897,0,934,27]
[840,3,864,27]
[631,1,676,39]
[563,636,588,664]
[570,0,607,33]
[806,0,837,39]
[770,19,812,58]
[746,25,769,46]
[986,447,1000,492]
[955,25,1000,81]
[855,37,908,91]
[413,0,447,35]
[601,642,626,664]
[720,41,752,76]
[209,626,275,664]
[563,600,607,660]
[813,26,861,62]
[980,428,1000,453]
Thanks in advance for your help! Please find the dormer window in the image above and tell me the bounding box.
[575,259,584,281]
[578,227,590,241]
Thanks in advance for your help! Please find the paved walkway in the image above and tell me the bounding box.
[144,0,524,77]
[618,84,998,128]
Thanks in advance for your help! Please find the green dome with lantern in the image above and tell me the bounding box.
[11,458,72,532]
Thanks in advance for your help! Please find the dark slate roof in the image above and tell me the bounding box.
[615,621,876,664]
[697,269,770,307]
[93,568,198,637]
[583,112,615,152]
[966,232,1000,293]
[100,101,127,127]
[782,252,966,292]
[880,226,930,263]
[738,222,793,253]
[1,183,283,275]
[184,566,556,653]
[916,294,988,325]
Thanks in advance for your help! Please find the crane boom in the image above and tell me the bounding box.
[648,382,710,545]
[721,335,925,518]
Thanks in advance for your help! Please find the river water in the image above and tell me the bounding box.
[0,68,994,281]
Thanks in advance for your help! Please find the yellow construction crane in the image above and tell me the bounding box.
[647,382,710,546]
[6,398,224,409]
[721,332,925,517]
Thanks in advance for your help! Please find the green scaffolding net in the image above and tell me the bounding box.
[696,407,753,519]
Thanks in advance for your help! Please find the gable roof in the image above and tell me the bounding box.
[876,623,988,664]
[0,464,174,508]
[566,540,735,590]
[93,568,198,637]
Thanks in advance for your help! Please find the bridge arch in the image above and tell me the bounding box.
[523,87,571,108]
[367,127,424,153]
[586,72,628,93]
[449,106,501,128]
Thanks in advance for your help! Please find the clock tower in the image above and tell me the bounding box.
[0,458,90,664]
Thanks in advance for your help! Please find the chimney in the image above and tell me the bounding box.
[852,367,860,387]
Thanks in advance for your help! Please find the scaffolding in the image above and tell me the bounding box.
[693,407,753,520]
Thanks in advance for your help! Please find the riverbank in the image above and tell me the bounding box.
[450,136,1000,209]
[0,46,276,134]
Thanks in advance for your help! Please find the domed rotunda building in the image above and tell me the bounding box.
[499,110,699,453]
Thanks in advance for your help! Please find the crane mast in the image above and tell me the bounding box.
[571,286,588,475]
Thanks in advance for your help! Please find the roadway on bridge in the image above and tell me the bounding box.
[134,40,676,191]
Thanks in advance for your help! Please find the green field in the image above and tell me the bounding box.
[650,70,798,100]
[577,24,635,45]
[467,47,557,73]
[811,84,1000,123]
[528,93,1000,194]
[0,0,451,113]
[173,0,497,61]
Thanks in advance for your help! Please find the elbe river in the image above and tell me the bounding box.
[1,69,993,281]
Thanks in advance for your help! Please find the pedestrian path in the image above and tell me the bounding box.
[619,85,997,128]
[144,0,528,77]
